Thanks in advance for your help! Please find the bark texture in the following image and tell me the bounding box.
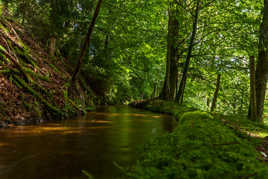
[176,0,200,103]
[249,56,257,121]
[211,74,221,112]
[49,35,57,57]
[159,3,179,100]
[256,0,268,122]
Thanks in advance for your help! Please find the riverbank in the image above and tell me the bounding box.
[0,17,96,127]
[127,99,268,178]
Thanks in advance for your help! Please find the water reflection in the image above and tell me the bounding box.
[0,106,175,179]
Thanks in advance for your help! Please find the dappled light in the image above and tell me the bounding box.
[0,0,267,178]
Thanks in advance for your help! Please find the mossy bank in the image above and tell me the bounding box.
[0,17,95,127]
[125,100,268,178]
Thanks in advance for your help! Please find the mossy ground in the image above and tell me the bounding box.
[125,100,268,179]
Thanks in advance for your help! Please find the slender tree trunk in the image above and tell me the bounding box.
[151,83,157,99]
[249,56,258,121]
[176,0,201,103]
[104,35,109,50]
[71,0,103,82]
[207,95,211,110]
[49,34,57,57]
[159,2,179,100]
[211,74,221,112]
[256,0,268,122]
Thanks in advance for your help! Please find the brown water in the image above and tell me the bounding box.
[0,106,175,179]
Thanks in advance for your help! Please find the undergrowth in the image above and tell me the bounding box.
[122,111,268,178]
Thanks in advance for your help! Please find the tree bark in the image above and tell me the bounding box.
[249,56,257,121]
[256,0,268,122]
[211,74,221,112]
[49,34,57,57]
[176,0,201,103]
[71,0,103,82]
[159,2,179,100]
[207,95,211,110]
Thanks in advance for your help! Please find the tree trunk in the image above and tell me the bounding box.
[249,56,258,121]
[159,3,179,100]
[71,0,103,82]
[256,0,268,122]
[151,83,157,99]
[211,74,221,112]
[49,35,57,57]
[207,96,210,110]
[176,0,201,103]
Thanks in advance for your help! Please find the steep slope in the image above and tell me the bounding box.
[0,17,93,127]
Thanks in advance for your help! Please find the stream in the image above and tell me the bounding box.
[0,106,175,179]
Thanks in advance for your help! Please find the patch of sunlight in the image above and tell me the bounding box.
[246,131,268,138]
[257,131,268,138]
[86,120,112,123]
[152,115,162,118]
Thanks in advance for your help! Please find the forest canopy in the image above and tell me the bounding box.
[0,0,267,121]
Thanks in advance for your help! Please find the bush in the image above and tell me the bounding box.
[124,112,268,179]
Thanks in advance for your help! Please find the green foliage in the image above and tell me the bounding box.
[124,112,268,179]
[135,99,197,120]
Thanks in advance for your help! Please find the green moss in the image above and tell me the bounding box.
[0,68,11,74]
[125,112,268,179]
[15,47,37,68]
[179,111,214,124]
[48,62,61,74]
[22,66,51,82]
[134,99,197,120]
[13,75,64,116]
[0,22,10,35]
[0,51,10,64]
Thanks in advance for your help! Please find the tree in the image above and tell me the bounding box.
[211,74,221,112]
[176,0,201,104]
[249,56,257,121]
[159,1,179,100]
[71,0,103,82]
[256,0,268,122]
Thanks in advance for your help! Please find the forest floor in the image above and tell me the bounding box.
[0,17,94,127]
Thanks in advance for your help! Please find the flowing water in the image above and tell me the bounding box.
[0,106,175,179]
